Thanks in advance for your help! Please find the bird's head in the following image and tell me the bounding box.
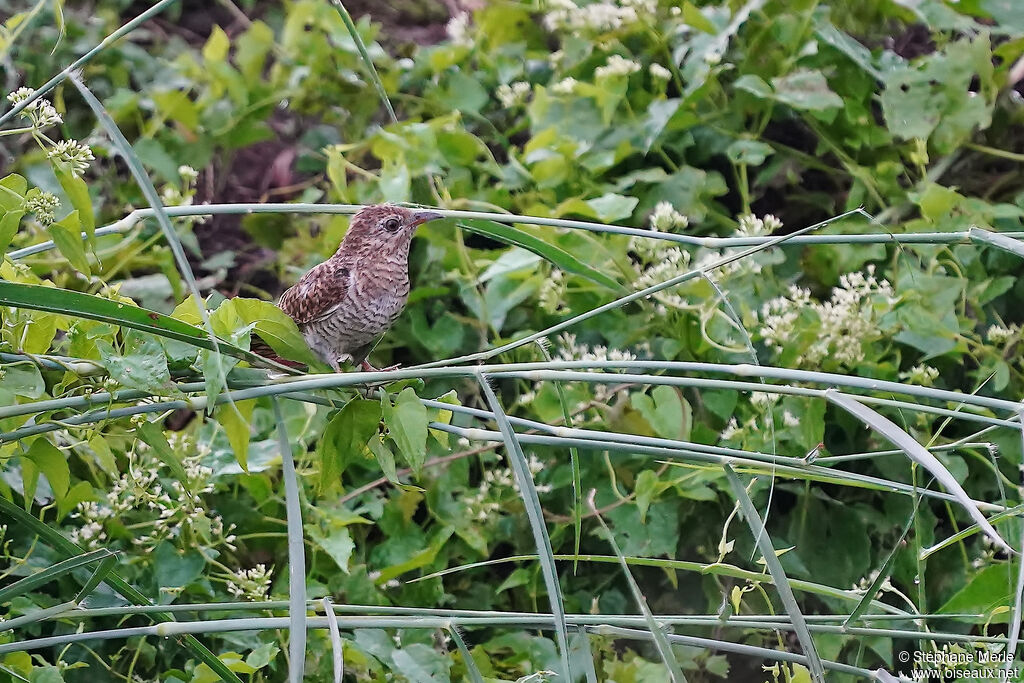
[338,204,443,256]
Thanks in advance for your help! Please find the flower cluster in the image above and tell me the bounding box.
[554,332,639,363]
[69,437,236,551]
[986,323,1019,345]
[497,81,531,108]
[735,213,782,237]
[47,140,95,178]
[446,12,473,47]
[543,0,656,34]
[160,165,201,215]
[226,564,273,601]
[633,246,691,310]
[852,569,894,599]
[550,77,578,95]
[25,191,60,226]
[649,63,672,81]
[648,201,688,232]
[7,87,62,129]
[899,364,940,386]
[7,88,95,178]
[595,54,642,78]
[464,454,552,522]
[538,268,567,313]
[759,267,897,368]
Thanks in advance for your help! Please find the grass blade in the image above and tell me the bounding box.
[272,398,307,683]
[723,464,826,683]
[447,625,485,683]
[826,390,1013,554]
[535,342,584,573]
[74,553,119,603]
[0,601,77,632]
[0,496,243,683]
[322,598,344,683]
[0,281,257,361]
[0,548,112,602]
[969,227,1024,259]
[586,490,688,682]
[326,0,397,123]
[477,373,571,680]
[1003,412,1024,677]
[458,219,627,292]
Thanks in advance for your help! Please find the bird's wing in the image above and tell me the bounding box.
[278,260,351,325]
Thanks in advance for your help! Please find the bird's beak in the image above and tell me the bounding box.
[409,210,444,227]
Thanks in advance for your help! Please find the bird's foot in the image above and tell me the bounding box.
[361,360,402,372]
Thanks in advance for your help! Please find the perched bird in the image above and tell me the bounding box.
[267,204,443,372]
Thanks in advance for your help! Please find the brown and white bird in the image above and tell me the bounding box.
[273,204,443,372]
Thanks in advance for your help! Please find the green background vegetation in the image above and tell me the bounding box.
[1,0,1024,681]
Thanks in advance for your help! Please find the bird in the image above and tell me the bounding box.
[260,204,443,372]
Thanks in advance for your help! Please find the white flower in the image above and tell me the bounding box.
[900,364,939,386]
[782,410,800,428]
[735,214,782,237]
[539,268,566,312]
[497,81,531,108]
[554,332,637,364]
[759,267,896,368]
[25,192,60,226]
[649,63,672,80]
[227,564,273,601]
[446,12,473,47]
[7,87,34,105]
[596,54,642,78]
[986,323,1019,345]
[550,77,578,94]
[7,88,61,128]
[178,165,198,184]
[649,201,687,231]
[543,0,656,33]
[47,139,94,177]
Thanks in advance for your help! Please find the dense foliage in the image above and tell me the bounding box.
[2,0,1024,681]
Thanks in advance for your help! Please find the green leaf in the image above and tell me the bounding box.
[0,362,45,403]
[458,219,625,292]
[202,24,230,63]
[0,173,27,252]
[635,469,672,522]
[22,437,70,505]
[381,387,428,473]
[367,434,399,485]
[215,399,255,472]
[630,386,689,440]
[306,524,354,573]
[585,193,639,223]
[939,563,1013,617]
[153,541,205,590]
[318,398,381,492]
[770,69,843,111]
[226,298,321,367]
[49,210,91,275]
[726,139,775,165]
[95,330,175,395]
[54,167,94,245]
[136,420,190,484]
[681,0,717,33]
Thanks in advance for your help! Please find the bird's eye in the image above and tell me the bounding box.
[383,217,401,232]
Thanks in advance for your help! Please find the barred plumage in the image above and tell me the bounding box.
[273,204,443,371]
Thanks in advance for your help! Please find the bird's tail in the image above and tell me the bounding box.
[249,336,307,370]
